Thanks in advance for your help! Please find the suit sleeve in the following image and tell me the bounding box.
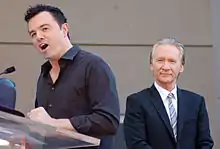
[123,95,153,149]
[70,58,120,137]
[196,97,214,149]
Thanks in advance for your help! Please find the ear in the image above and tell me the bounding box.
[61,23,69,38]
[150,63,154,72]
[179,64,184,73]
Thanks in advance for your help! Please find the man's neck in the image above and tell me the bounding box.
[50,60,60,69]
[155,81,176,92]
[49,40,73,68]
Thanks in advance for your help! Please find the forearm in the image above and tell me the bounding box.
[69,113,119,137]
[51,118,77,132]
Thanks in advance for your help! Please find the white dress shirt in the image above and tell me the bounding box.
[154,82,178,119]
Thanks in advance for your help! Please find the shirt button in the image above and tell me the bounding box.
[52,87,55,90]
[48,104,52,108]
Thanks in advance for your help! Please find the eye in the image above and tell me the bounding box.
[156,59,164,62]
[30,32,36,38]
[170,60,176,63]
[42,27,49,32]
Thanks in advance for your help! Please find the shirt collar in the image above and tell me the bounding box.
[61,45,80,60]
[154,81,177,102]
[41,45,80,76]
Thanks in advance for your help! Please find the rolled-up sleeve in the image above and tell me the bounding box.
[70,57,120,137]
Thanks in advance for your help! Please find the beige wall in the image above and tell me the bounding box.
[211,0,220,147]
[0,0,218,148]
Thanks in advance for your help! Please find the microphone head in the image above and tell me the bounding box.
[4,66,16,74]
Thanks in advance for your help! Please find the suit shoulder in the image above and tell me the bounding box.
[127,88,151,101]
[180,88,204,102]
[180,89,202,97]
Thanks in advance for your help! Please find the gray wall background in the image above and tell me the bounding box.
[0,0,218,148]
[211,0,220,147]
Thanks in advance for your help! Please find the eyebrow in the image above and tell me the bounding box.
[28,24,50,35]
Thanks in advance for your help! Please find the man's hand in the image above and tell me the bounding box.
[27,107,76,131]
[27,107,55,126]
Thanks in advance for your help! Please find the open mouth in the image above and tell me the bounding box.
[39,43,49,52]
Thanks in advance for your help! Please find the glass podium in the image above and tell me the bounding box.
[0,107,100,149]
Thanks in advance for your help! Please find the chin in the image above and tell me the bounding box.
[43,54,53,60]
[159,77,171,82]
[46,54,59,61]
[44,56,50,60]
[159,79,173,84]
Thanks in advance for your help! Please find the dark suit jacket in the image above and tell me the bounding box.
[124,85,213,149]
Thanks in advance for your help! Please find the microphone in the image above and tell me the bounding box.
[0,66,16,76]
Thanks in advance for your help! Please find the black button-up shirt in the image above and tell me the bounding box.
[35,45,120,149]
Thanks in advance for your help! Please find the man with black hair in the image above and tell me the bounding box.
[24,4,120,149]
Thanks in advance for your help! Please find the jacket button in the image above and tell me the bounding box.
[48,104,52,108]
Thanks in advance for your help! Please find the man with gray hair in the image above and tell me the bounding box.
[123,37,213,149]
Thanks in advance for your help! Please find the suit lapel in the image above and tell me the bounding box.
[149,85,175,139]
[177,88,187,140]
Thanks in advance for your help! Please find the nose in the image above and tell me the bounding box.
[36,31,44,41]
[161,61,171,70]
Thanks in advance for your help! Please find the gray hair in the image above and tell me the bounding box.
[149,37,185,65]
